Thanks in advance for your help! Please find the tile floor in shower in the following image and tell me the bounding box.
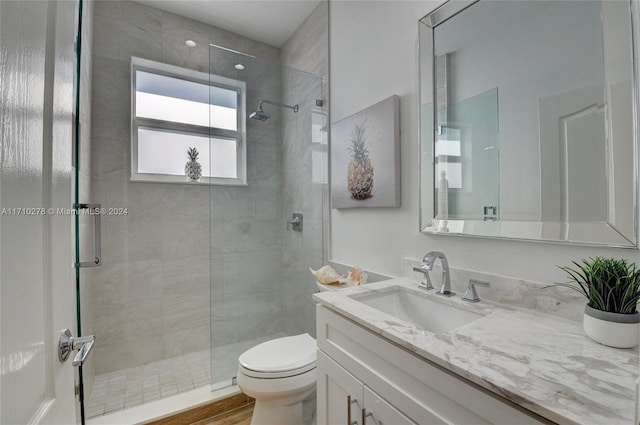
[86,332,286,418]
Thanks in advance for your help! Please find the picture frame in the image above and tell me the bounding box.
[331,95,401,208]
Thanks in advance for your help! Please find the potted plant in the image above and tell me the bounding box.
[552,257,640,348]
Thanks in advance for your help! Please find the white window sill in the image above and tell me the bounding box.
[130,174,248,187]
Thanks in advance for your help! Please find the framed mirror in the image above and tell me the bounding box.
[419,0,638,247]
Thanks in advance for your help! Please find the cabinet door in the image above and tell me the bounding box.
[363,386,419,425]
[317,350,364,425]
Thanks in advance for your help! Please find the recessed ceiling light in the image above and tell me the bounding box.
[185,40,197,47]
[234,64,245,71]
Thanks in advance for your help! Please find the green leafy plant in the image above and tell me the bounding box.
[551,257,640,314]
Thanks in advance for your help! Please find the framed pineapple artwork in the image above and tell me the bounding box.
[331,95,400,208]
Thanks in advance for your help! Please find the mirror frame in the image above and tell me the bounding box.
[419,0,640,248]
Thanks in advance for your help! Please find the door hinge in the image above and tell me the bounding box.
[75,384,80,396]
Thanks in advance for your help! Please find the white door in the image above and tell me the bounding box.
[1,1,80,424]
[539,85,607,223]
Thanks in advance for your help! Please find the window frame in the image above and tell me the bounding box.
[130,57,247,186]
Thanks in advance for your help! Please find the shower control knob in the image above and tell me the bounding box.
[289,213,303,231]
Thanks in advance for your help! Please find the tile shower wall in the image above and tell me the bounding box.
[90,0,281,373]
[280,1,329,337]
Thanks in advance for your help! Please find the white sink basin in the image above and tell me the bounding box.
[349,286,482,334]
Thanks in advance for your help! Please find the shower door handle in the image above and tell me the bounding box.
[78,203,102,267]
[58,328,95,367]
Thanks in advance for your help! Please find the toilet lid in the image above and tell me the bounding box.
[239,333,316,374]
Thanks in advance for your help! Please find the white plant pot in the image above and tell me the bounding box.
[583,305,640,349]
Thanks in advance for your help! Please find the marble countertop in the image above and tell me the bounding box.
[313,278,639,425]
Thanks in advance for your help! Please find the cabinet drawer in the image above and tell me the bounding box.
[317,305,551,425]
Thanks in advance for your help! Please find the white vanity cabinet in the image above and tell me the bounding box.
[318,350,418,425]
[316,305,551,425]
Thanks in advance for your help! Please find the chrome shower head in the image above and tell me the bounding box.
[249,106,270,121]
[248,99,298,122]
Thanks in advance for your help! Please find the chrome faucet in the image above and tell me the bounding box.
[422,251,455,297]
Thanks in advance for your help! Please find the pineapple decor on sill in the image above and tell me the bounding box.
[185,147,202,182]
[346,121,374,199]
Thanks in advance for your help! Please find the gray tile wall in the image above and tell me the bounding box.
[90,0,281,374]
[90,0,327,376]
[280,1,329,338]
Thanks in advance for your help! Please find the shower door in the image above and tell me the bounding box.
[208,45,326,389]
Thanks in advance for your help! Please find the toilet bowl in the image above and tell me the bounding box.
[237,333,317,425]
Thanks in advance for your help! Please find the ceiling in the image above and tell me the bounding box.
[134,0,322,48]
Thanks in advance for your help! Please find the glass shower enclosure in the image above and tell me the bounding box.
[77,32,325,422]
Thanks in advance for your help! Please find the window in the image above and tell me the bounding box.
[131,57,246,185]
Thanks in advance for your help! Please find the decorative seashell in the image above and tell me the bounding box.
[309,265,349,285]
[347,266,368,286]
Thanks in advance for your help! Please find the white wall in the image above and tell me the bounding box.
[329,0,640,284]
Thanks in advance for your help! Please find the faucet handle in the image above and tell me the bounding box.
[462,279,490,303]
[412,266,434,290]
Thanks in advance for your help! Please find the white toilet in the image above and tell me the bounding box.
[237,333,317,425]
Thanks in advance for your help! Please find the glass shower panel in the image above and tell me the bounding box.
[81,42,213,418]
[435,88,500,221]
[208,45,325,389]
